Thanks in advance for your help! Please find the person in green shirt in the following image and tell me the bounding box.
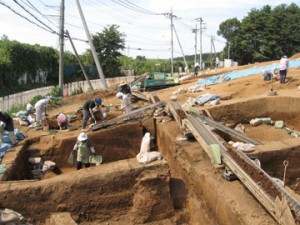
[73,132,95,170]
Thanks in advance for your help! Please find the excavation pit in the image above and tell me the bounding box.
[1,96,300,225]
[207,96,300,195]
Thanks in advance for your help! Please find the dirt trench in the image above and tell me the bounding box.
[1,95,300,224]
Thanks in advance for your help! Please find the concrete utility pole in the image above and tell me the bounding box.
[58,0,65,96]
[228,41,231,59]
[164,9,177,76]
[211,36,217,58]
[195,17,206,70]
[210,36,217,67]
[173,26,189,73]
[170,8,174,76]
[76,0,108,89]
[66,30,94,91]
[192,24,198,64]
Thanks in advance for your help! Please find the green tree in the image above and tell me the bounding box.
[80,50,93,66]
[0,38,58,96]
[217,3,300,65]
[64,51,78,66]
[92,25,125,77]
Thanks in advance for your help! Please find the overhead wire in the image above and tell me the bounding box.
[20,0,57,27]
[110,0,162,15]
[2,0,223,57]
[12,0,58,34]
[0,1,57,35]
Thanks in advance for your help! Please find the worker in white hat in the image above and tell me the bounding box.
[34,98,52,126]
[73,132,95,170]
[118,82,132,114]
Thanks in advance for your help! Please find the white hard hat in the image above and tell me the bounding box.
[77,132,88,141]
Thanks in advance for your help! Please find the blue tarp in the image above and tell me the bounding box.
[0,129,26,158]
[197,59,300,86]
[195,93,219,105]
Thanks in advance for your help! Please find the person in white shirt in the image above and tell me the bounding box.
[279,55,289,84]
[194,62,200,76]
[34,98,52,125]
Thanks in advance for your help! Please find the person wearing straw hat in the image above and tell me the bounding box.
[118,81,131,95]
[118,82,132,114]
[73,132,95,170]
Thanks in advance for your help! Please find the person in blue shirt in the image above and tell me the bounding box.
[82,98,102,131]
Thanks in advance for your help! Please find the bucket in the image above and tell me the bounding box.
[89,155,102,165]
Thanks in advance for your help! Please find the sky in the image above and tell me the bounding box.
[0,0,299,59]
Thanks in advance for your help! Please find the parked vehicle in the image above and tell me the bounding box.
[131,72,180,91]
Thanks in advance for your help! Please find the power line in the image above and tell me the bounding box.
[13,0,58,34]
[111,0,162,15]
[0,1,57,35]
[20,0,57,26]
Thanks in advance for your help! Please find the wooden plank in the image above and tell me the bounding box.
[149,93,162,103]
[91,101,165,131]
[131,91,149,101]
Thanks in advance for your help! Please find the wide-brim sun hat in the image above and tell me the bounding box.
[118,82,127,87]
[78,132,88,141]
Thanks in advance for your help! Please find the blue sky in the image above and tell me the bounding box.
[0,0,299,59]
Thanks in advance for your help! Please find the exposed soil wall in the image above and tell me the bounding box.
[0,159,173,224]
[156,120,277,225]
[252,142,300,191]
[208,97,300,130]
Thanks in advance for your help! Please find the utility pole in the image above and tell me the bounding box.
[163,9,177,76]
[211,36,217,58]
[228,41,231,59]
[170,8,174,76]
[76,0,108,89]
[66,30,94,91]
[192,24,198,64]
[211,35,217,67]
[173,25,189,73]
[58,0,65,96]
[195,17,206,70]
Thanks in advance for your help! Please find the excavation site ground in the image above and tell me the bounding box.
[1,56,300,225]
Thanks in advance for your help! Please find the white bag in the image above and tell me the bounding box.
[140,132,151,153]
[136,151,163,164]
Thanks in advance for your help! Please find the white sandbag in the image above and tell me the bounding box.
[41,160,56,172]
[234,123,245,133]
[210,98,220,105]
[136,151,163,164]
[28,157,42,164]
[0,208,23,223]
[170,95,177,101]
[140,132,151,153]
[250,118,262,126]
[232,142,255,153]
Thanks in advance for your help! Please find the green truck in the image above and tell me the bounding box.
[131,72,180,91]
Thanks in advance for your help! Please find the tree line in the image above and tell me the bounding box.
[217,3,300,64]
[0,3,299,97]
